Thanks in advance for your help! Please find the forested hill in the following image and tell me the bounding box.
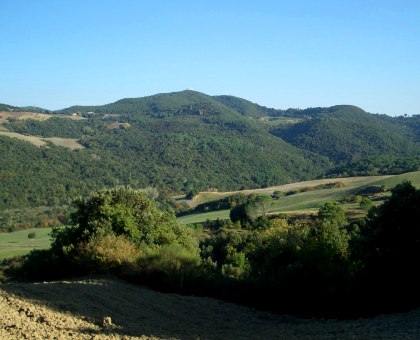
[56,91,242,119]
[0,90,418,209]
[271,105,419,163]
[0,91,331,209]
[0,103,50,113]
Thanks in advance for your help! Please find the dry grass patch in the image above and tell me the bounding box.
[0,130,47,147]
[0,111,85,149]
[0,130,84,150]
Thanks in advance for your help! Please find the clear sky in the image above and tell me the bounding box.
[1,1,419,116]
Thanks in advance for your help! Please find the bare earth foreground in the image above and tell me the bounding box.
[1,278,420,339]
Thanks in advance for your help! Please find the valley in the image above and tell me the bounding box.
[0,91,419,338]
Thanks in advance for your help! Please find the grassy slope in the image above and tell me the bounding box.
[0,228,52,260]
[187,175,391,208]
[374,171,420,188]
[178,172,420,224]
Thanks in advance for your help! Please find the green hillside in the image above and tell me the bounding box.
[272,105,418,163]
[1,91,418,210]
[212,95,282,118]
[0,103,49,113]
[0,91,330,209]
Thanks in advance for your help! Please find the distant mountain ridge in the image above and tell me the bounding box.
[0,90,418,209]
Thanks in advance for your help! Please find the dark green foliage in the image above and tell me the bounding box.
[0,103,16,111]
[0,91,332,209]
[5,117,91,138]
[229,195,272,224]
[8,182,420,317]
[327,154,420,177]
[27,231,36,239]
[272,106,418,163]
[185,189,197,200]
[52,186,198,253]
[359,197,373,210]
[271,190,285,199]
[0,103,50,113]
[304,203,350,280]
[193,194,250,213]
[2,92,418,210]
[213,95,283,118]
[0,206,66,232]
[356,182,420,286]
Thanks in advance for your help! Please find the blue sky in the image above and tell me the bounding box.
[1,1,419,115]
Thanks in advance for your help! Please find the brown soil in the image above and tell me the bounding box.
[1,277,419,339]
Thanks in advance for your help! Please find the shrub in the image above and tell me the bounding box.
[271,190,285,199]
[28,231,36,239]
[353,195,363,203]
[359,197,373,210]
[52,186,199,255]
[135,244,201,292]
[76,234,140,274]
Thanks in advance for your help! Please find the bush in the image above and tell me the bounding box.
[271,191,285,199]
[28,231,36,239]
[75,234,141,274]
[135,244,201,292]
[52,186,199,255]
[358,182,420,284]
[359,197,373,210]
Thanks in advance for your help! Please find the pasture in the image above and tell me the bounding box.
[178,172,420,224]
[186,175,392,209]
[0,228,52,260]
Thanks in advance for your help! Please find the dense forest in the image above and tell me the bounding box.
[0,90,418,211]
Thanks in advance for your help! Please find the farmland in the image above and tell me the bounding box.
[178,172,420,224]
[0,228,52,260]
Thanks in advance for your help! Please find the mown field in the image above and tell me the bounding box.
[0,228,52,260]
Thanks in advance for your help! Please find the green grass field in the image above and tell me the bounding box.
[374,171,420,189]
[0,228,52,260]
[177,210,231,225]
[187,175,393,208]
[177,172,420,224]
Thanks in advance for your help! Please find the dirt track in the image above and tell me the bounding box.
[1,278,420,339]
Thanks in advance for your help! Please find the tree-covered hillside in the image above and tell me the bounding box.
[0,103,50,113]
[1,91,331,209]
[271,105,419,163]
[1,91,418,209]
[212,95,283,118]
